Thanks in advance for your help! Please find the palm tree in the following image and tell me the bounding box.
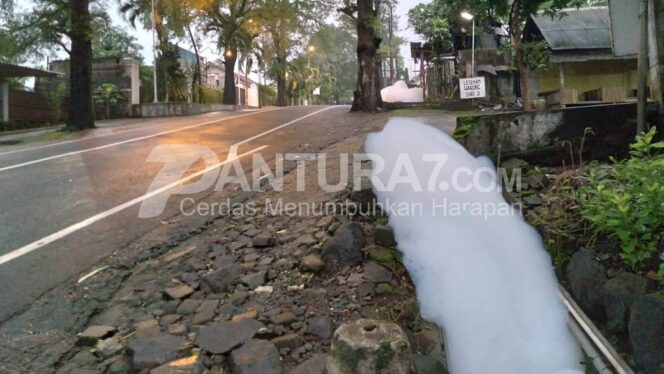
[255,0,300,107]
[93,83,124,119]
[201,0,257,105]
[255,0,333,107]
[120,0,202,102]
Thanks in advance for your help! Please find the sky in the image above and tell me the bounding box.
[15,0,429,79]
[110,0,429,74]
[397,0,428,75]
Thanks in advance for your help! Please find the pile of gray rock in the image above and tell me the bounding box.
[567,248,663,373]
[56,192,446,373]
[505,158,663,373]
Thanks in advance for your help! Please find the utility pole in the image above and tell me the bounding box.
[637,0,649,134]
[151,0,158,103]
[652,0,664,125]
[388,3,395,85]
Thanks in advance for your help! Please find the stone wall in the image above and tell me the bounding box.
[133,103,234,118]
[48,57,140,118]
[457,103,660,165]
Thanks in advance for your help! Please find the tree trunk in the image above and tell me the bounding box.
[511,0,532,111]
[223,48,237,105]
[68,0,95,130]
[106,102,110,119]
[187,25,202,104]
[352,0,383,113]
[275,50,288,106]
[155,28,167,102]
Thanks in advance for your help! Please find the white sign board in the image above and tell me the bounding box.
[460,77,486,99]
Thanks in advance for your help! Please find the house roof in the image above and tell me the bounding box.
[530,7,611,51]
[0,62,60,78]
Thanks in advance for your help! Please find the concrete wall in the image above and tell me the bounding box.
[457,103,650,165]
[134,103,234,118]
[458,49,515,102]
[248,84,259,108]
[123,58,140,105]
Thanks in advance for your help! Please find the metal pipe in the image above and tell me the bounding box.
[567,317,612,373]
[559,286,634,374]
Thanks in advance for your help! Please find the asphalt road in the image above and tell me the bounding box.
[0,105,349,322]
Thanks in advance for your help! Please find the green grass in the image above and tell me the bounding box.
[0,128,71,145]
[388,108,450,117]
[388,108,480,117]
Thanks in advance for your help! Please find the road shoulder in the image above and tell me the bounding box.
[0,110,448,373]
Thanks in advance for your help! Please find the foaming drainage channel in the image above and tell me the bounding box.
[364,117,635,374]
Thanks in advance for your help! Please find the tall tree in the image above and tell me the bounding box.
[256,0,299,106]
[69,0,95,129]
[92,17,143,61]
[408,0,507,54]
[202,0,256,105]
[257,0,332,106]
[120,0,175,101]
[340,0,383,112]
[308,25,358,103]
[378,0,403,85]
[163,0,206,102]
[407,0,586,111]
[509,0,592,110]
[5,0,104,129]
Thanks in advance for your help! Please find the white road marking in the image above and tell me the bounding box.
[226,106,337,157]
[0,137,91,157]
[0,111,263,157]
[0,108,283,172]
[0,106,338,266]
[0,145,267,266]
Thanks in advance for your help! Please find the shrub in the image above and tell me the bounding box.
[93,83,123,119]
[200,86,224,104]
[259,84,277,106]
[41,82,67,123]
[452,116,479,141]
[579,128,664,270]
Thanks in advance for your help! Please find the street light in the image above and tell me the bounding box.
[461,11,475,77]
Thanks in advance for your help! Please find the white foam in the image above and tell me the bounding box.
[381,80,424,103]
[364,118,583,374]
